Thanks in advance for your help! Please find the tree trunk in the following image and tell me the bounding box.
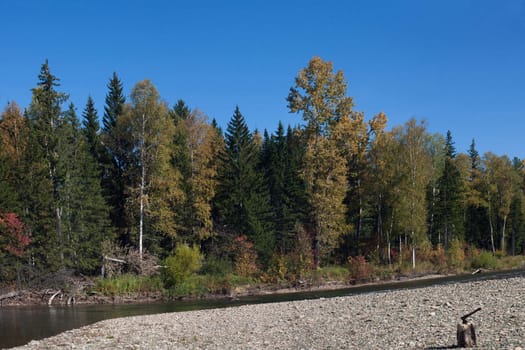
[457,322,477,347]
[139,113,146,261]
[501,215,507,254]
[411,232,416,270]
[488,192,496,254]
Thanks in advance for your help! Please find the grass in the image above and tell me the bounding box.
[93,274,164,296]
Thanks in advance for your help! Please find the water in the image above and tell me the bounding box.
[1,268,523,349]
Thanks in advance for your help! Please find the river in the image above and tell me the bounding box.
[1,268,523,349]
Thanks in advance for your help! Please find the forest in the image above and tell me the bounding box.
[1,56,524,295]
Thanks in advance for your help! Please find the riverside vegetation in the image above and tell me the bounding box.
[1,57,525,303]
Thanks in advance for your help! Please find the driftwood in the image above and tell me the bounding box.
[104,256,127,264]
[457,308,481,348]
[48,290,61,306]
[0,291,19,300]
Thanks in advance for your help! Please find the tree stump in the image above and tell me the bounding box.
[457,321,477,347]
[457,307,481,348]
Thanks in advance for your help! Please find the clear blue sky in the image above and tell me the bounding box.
[1,0,524,158]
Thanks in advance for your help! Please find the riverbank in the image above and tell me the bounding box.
[14,273,525,349]
[0,271,448,307]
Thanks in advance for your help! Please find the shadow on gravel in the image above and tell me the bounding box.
[424,346,458,349]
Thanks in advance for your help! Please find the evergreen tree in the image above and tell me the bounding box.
[100,72,129,244]
[25,60,69,271]
[82,96,101,162]
[263,122,308,253]
[214,107,274,263]
[464,139,489,248]
[434,131,464,249]
[509,158,525,255]
[103,72,125,132]
[61,104,111,272]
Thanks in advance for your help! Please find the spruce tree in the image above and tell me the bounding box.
[435,131,464,249]
[25,60,69,271]
[263,122,307,253]
[214,107,274,263]
[82,96,101,162]
[464,139,489,248]
[100,72,129,244]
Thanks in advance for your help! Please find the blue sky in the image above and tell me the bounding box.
[1,0,524,157]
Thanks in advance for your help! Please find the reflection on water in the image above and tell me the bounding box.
[1,268,523,349]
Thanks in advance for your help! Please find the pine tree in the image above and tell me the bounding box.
[434,131,464,249]
[214,107,274,263]
[61,104,111,272]
[464,139,490,248]
[25,60,69,271]
[100,72,129,244]
[263,122,308,254]
[82,96,101,163]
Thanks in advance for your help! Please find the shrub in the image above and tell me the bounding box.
[201,256,233,276]
[471,250,499,269]
[232,235,259,278]
[447,238,465,269]
[347,255,372,282]
[430,244,447,271]
[163,244,203,288]
[94,275,163,296]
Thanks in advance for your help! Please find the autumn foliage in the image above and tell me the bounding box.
[0,213,30,257]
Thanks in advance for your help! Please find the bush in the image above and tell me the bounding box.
[201,256,233,276]
[94,275,163,296]
[163,244,203,288]
[347,256,372,282]
[232,236,259,278]
[471,250,499,269]
[447,239,465,269]
[430,244,447,271]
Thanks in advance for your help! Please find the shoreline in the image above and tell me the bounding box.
[2,267,519,308]
[13,274,525,349]
[0,271,452,308]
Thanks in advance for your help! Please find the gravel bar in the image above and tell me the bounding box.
[14,276,525,349]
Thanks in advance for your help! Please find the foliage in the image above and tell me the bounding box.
[470,250,499,269]
[0,213,30,256]
[163,244,203,287]
[214,107,274,263]
[94,274,163,296]
[231,235,260,278]
[347,255,372,282]
[2,56,525,294]
[446,238,465,269]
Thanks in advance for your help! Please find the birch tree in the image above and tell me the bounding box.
[287,56,351,267]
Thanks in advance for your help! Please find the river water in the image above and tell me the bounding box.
[1,268,523,349]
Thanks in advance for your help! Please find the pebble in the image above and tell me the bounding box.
[13,275,525,350]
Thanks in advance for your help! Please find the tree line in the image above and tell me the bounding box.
[1,57,524,283]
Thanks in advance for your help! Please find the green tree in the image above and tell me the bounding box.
[101,72,129,244]
[60,104,111,272]
[25,60,69,271]
[464,139,490,249]
[82,96,101,163]
[434,131,464,249]
[214,107,274,263]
